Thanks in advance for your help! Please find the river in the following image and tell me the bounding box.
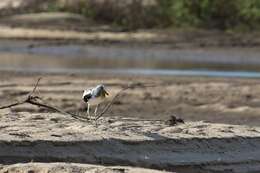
[1,40,260,78]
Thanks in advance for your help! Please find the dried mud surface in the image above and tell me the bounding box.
[0,72,260,126]
[0,111,260,173]
[0,162,168,173]
[0,72,260,173]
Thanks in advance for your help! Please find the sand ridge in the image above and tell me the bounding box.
[0,162,170,173]
[0,111,260,172]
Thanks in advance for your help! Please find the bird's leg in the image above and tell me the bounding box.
[87,103,90,117]
[94,104,99,117]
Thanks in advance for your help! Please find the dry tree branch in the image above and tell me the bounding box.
[0,77,42,110]
[0,100,27,109]
[30,77,42,95]
[95,87,128,121]
[95,82,156,121]
[0,78,156,122]
[0,77,82,120]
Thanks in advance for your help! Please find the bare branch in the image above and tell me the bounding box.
[0,77,42,110]
[28,98,81,120]
[0,78,156,123]
[29,77,42,96]
[0,77,88,121]
[95,83,156,121]
[0,100,26,109]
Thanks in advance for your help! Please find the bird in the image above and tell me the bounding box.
[82,84,109,117]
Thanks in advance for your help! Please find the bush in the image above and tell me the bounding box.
[80,0,167,30]
[238,0,260,30]
[28,0,260,31]
[158,0,260,30]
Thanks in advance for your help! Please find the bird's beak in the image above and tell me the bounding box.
[104,89,109,96]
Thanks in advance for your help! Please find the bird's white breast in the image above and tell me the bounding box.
[88,97,105,105]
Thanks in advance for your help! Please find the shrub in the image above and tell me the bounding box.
[14,0,260,31]
[158,0,260,30]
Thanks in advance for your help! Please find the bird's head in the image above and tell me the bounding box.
[103,87,109,96]
[82,89,92,103]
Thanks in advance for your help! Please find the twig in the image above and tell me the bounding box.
[95,83,156,121]
[0,77,85,120]
[0,79,157,123]
[0,100,26,109]
[28,99,70,116]
[30,77,42,96]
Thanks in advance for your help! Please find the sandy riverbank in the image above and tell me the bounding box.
[0,111,259,173]
[0,163,169,173]
[1,11,260,173]
[0,12,260,48]
[0,69,260,173]
[1,72,260,126]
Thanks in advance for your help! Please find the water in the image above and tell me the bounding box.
[1,40,260,78]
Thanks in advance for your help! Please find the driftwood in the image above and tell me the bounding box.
[0,77,80,120]
[0,78,156,122]
[95,82,155,120]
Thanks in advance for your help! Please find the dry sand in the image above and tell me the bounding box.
[0,12,260,172]
[0,9,260,173]
[0,72,260,173]
[1,72,260,126]
[0,111,260,173]
[0,162,169,173]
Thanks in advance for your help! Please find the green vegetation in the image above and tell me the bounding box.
[48,0,260,31]
[162,0,260,30]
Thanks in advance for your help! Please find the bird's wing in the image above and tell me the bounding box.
[93,85,108,98]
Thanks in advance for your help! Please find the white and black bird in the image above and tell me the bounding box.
[82,84,109,117]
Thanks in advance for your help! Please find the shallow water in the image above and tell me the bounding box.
[1,40,260,78]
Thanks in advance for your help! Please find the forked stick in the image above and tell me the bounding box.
[0,77,81,120]
[30,77,41,95]
[95,83,156,121]
[0,78,156,122]
[0,77,42,109]
[0,100,27,109]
